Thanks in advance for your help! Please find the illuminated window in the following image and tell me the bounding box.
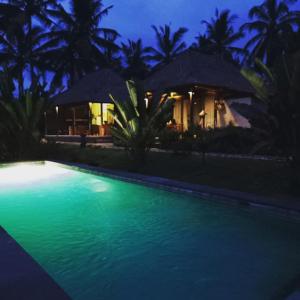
[90,103,102,125]
[89,103,114,125]
[103,103,114,124]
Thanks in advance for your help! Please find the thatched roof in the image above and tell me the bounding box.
[53,68,128,106]
[145,50,254,95]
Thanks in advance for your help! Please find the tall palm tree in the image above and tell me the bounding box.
[150,25,188,65]
[100,30,121,69]
[192,34,214,54]
[0,2,23,34]
[121,39,152,80]
[195,9,244,61]
[0,0,57,80]
[45,0,119,87]
[0,24,48,95]
[242,0,300,66]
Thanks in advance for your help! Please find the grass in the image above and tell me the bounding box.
[42,143,296,200]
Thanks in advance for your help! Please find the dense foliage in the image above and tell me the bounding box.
[0,71,50,161]
[108,80,174,163]
[241,53,300,192]
[0,0,299,84]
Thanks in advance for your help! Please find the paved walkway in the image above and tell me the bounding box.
[0,227,70,300]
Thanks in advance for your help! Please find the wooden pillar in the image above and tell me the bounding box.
[55,106,59,134]
[204,93,215,128]
[189,91,194,130]
[180,98,184,132]
[72,107,76,135]
[101,103,104,125]
[88,104,91,134]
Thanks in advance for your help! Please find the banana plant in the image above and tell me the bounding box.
[108,80,175,163]
[0,71,50,159]
[1,87,48,140]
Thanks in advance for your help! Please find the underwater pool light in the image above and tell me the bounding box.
[0,163,72,186]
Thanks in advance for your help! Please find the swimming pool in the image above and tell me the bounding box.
[0,161,299,299]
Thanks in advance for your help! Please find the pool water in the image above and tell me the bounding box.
[0,162,299,300]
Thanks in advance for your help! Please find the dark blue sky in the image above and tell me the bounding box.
[94,0,300,46]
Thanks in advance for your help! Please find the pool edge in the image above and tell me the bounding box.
[0,226,71,300]
[48,160,300,220]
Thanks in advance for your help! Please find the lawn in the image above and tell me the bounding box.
[43,144,295,200]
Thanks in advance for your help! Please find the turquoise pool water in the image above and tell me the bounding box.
[0,162,299,300]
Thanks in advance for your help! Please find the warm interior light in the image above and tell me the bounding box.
[0,163,72,186]
[102,103,114,124]
[90,103,102,125]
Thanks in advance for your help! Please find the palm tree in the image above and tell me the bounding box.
[45,0,119,87]
[0,24,49,95]
[0,0,57,80]
[195,9,244,61]
[150,25,188,65]
[242,0,300,66]
[108,80,175,163]
[100,30,121,69]
[121,39,153,80]
[0,2,23,34]
[192,34,214,54]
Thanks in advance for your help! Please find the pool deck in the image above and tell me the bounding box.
[0,227,70,300]
[53,160,300,218]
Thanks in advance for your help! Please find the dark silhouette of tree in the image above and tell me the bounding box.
[0,0,57,80]
[241,53,300,193]
[0,24,49,95]
[121,39,152,80]
[45,0,119,87]
[100,30,121,69]
[195,9,244,61]
[150,25,188,65]
[242,0,300,66]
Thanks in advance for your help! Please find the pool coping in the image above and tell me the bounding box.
[0,227,71,300]
[48,160,300,220]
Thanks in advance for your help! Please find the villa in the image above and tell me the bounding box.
[46,50,254,137]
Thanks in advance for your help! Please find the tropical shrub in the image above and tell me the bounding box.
[109,80,174,163]
[158,128,181,149]
[0,72,50,161]
[241,53,300,192]
[158,126,263,155]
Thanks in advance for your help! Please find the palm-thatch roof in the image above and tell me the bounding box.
[53,68,128,106]
[145,49,254,96]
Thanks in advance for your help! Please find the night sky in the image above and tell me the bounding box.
[78,0,300,46]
